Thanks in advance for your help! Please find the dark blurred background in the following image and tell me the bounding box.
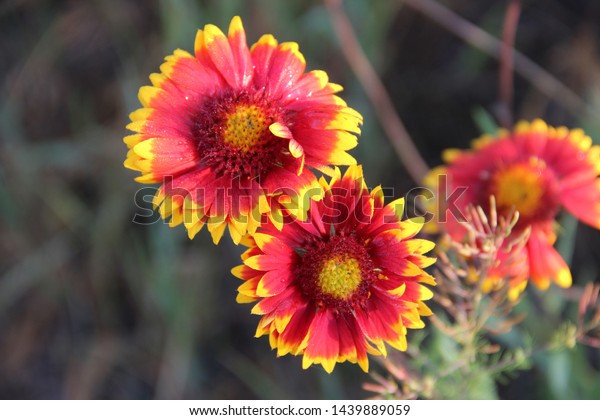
[1,0,599,399]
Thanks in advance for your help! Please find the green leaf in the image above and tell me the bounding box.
[471,107,499,135]
[467,372,498,399]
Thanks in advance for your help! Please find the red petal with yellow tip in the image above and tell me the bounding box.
[124,16,362,244]
[234,166,435,373]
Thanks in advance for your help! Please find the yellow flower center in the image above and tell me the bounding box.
[491,162,544,217]
[223,104,270,152]
[317,256,362,299]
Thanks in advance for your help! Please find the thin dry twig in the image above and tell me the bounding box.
[498,0,521,128]
[576,283,600,348]
[324,0,430,183]
[402,0,588,117]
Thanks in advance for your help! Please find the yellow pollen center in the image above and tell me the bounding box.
[491,164,544,217]
[223,105,270,152]
[317,257,362,299]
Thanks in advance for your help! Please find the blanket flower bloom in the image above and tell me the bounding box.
[124,16,362,244]
[426,119,600,297]
[232,166,435,372]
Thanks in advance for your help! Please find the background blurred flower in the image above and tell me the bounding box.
[426,119,600,296]
[233,166,435,373]
[124,16,362,244]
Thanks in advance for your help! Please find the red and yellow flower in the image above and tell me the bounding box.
[233,166,435,372]
[124,16,362,244]
[426,119,600,297]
